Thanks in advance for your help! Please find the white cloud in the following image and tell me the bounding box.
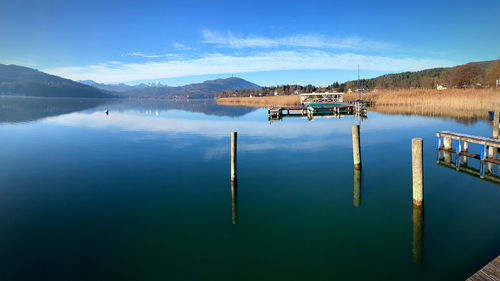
[124,52,180,59]
[172,42,195,51]
[44,50,453,83]
[202,29,394,50]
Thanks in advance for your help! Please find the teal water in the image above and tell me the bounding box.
[0,97,499,280]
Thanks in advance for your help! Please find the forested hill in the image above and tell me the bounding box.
[0,64,114,98]
[216,59,500,97]
[343,59,500,90]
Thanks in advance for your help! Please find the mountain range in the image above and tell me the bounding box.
[0,64,114,98]
[79,77,261,98]
[0,64,261,99]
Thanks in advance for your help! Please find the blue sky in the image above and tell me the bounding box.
[1,0,499,86]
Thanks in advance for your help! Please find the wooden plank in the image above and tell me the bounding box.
[438,131,500,148]
[467,255,500,281]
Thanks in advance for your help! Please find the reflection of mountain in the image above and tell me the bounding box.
[110,99,257,117]
[0,96,106,124]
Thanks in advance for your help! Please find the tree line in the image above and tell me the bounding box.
[215,60,500,98]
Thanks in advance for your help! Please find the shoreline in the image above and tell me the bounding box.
[216,88,500,119]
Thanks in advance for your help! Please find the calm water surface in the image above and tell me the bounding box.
[0,97,499,281]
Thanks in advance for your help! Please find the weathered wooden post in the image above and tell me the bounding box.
[231,180,238,225]
[463,141,469,165]
[493,111,499,139]
[489,112,499,173]
[412,205,424,264]
[443,136,452,163]
[352,125,362,170]
[353,169,361,207]
[231,132,237,182]
[412,138,423,207]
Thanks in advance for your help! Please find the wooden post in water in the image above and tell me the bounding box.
[353,169,361,207]
[231,180,238,225]
[489,112,499,173]
[412,205,424,264]
[231,132,237,182]
[494,111,499,139]
[463,141,469,165]
[412,138,424,207]
[352,125,362,170]
[443,136,452,163]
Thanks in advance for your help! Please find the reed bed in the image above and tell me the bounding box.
[344,88,500,110]
[215,95,300,107]
[216,88,500,120]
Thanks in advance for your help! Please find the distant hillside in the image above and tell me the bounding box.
[216,59,500,97]
[82,77,261,98]
[343,59,500,90]
[0,64,114,98]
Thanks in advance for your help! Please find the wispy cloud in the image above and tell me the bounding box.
[202,29,394,50]
[44,50,453,83]
[123,52,180,59]
[172,42,195,51]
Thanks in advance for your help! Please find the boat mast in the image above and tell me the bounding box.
[358,64,361,100]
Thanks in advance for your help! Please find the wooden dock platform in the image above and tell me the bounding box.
[467,254,500,281]
[268,102,367,122]
[436,131,500,164]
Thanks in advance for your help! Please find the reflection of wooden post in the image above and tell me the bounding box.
[463,141,469,165]
[231,132,237,182]
[443,137,451,163]
[412,138,423,207]
[231,181,238,225]
[413,206,424,264]
[352,125,361,170]
[353,169,361,207]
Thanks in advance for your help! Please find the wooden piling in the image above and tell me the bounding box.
[412,138,424,207]
[494,111,499,139]
[490,112,498,173]
[463,141,469,165]
[352,125,361,170]
[443,136,452,163]
[231,132,237,182]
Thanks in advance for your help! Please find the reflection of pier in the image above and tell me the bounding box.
[437,159,500,184]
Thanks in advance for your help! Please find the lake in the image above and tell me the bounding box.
[0,96,499,281]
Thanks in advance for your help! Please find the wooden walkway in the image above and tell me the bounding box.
[467,255,500,281]
[436,131,500,165]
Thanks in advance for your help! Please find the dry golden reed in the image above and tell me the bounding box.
[216,88,500,120]
[215,95,300,107]
[343,88,500,120]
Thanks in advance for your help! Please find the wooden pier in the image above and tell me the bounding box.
[268,103,367,121]
[436,131,500,164]
[467,254,500,281]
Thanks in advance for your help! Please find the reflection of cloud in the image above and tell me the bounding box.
[203,139,342,160]
[44,112,438,140]
[202,133,401,160]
